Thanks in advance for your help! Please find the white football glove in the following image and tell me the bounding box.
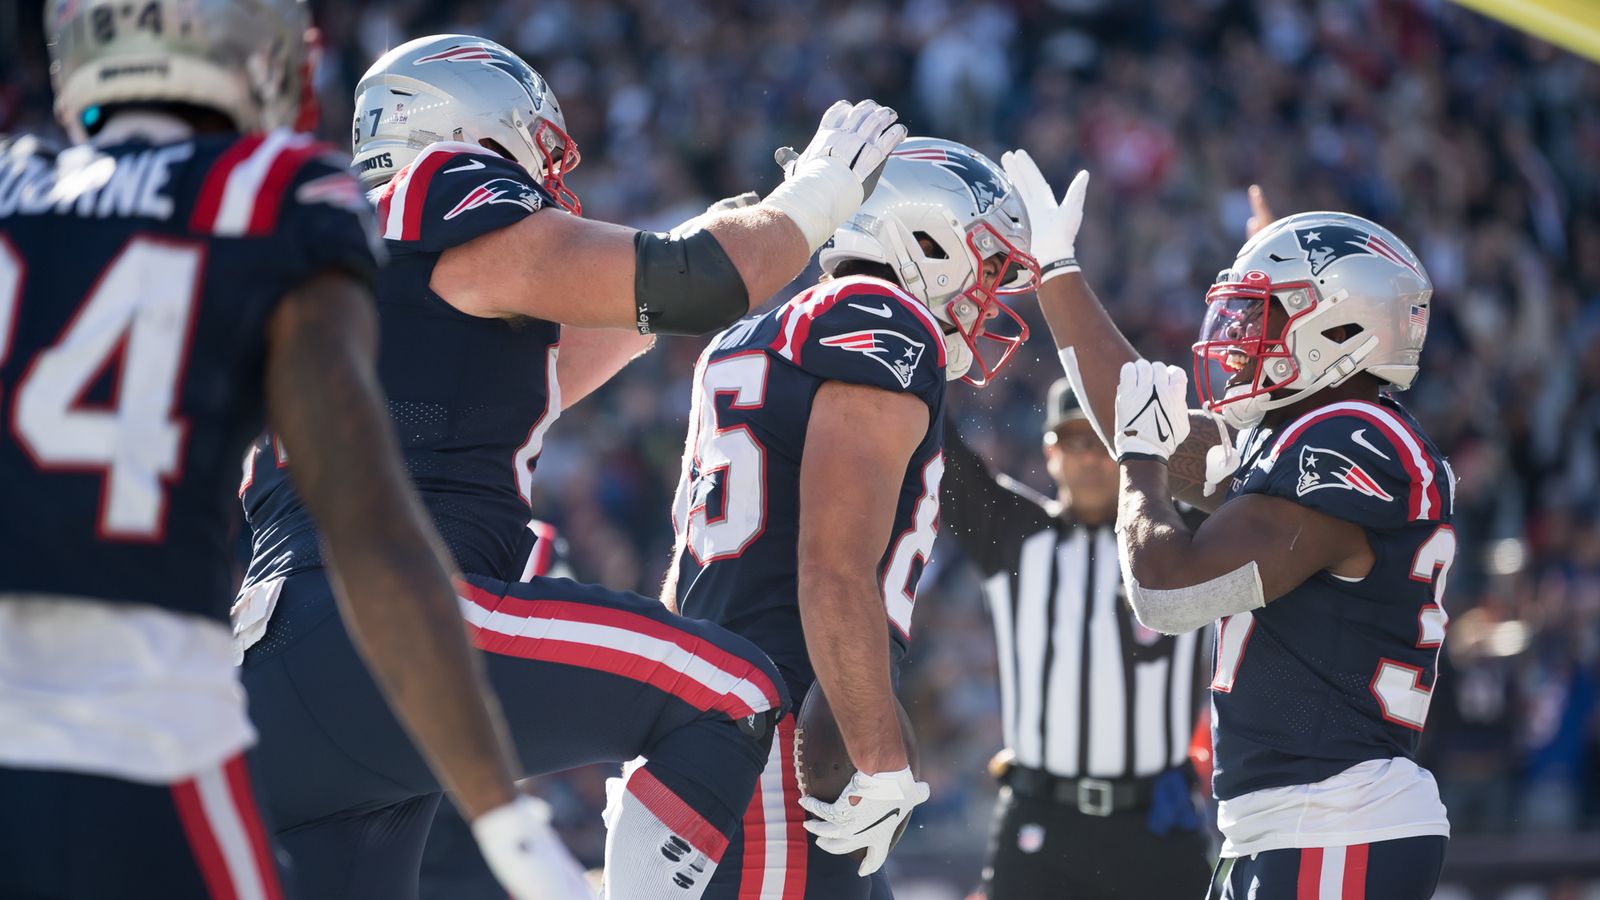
[1000,149,1088,282]
[799,768,929,877]
[473,795,596,900]
[1113,360,1192,464]
[765,99,908,253]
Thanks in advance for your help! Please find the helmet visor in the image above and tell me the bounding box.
[1191,274,1307,414]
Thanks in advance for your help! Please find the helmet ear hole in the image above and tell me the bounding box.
[912,232,949,260]
[1322,323,1364,343]
[478,138,517,163]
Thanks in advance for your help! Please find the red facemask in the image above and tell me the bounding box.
[530,119,582,215]
[1191,270,1316,416]
[946,222,1039,387]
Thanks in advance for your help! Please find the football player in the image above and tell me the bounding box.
[237,33,906,900]
[663,137,1039,898]
[0,3,572,898]
[1002,151,1453,898]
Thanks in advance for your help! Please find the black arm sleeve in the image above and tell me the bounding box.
[632,227,749,336]
[941,418,1056,577]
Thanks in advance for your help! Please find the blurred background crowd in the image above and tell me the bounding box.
[6,0,1598,893]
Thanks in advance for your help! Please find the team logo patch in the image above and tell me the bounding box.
[296,172,369,214]
[1296,444,1394,501]
[1017,823,1045,854]
[1294,224,1421,277]
[443,178,544,220]
[818,329,925,389]
[892,146,1006,214]
[414,44,549,112]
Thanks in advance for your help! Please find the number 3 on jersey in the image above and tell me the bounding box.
[1212,525,1456,731]
[0,236,201,540]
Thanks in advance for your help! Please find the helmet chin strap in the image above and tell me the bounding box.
[1216,333,1382,429]
[943,334,972,382]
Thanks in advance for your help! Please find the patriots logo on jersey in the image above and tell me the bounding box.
[442,178,545,220]
[818,329,926,389]
[1296,444,1394,501]
[414,44,550,112]
[892,146,1005,214]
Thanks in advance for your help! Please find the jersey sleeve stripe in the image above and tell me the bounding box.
[770,279,946,367]
[383,142,501,242]
[189,135,264,234]
[244,142,329,235]
[211,131,314,237]
[1270,401,1440,520]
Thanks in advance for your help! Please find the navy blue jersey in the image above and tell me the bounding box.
[242,143,560,585]
[0,131,378,622]
[1211,398,1457,800]
[671,276,947,693]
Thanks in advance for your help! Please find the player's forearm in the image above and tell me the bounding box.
[1037,272,1140,450]
[1041,273,1224,508]
[1116,461,1199,589]
[797,567,908,774]
[702,205,812,306]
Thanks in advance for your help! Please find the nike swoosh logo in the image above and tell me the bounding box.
[853,808,902,835]
[849,302,894,318]
[1132,388,1171,442]
[442,159,487,174]
[1350,428,1390,460]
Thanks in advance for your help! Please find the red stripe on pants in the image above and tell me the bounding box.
[1297,847,1324,900]
[1342,844,1370,900]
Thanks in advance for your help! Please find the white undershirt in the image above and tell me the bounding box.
[0,594,255,784]
[1217,756,1450,857]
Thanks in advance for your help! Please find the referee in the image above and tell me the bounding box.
[943,379,1211,899]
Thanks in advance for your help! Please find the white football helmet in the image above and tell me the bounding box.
[351,35,580,212]
[46,0,315,142]
[819,137,1038,386]
[1193,211,1434,429]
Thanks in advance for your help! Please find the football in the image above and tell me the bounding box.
[793,686,921,856]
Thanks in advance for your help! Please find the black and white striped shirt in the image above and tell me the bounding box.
[942,423,1208,780]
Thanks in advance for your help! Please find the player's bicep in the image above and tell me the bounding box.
[432,211,639,325]
[797,382,929,579]
[1186,493,1372,602]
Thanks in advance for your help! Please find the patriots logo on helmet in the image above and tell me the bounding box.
[892,146,1005,214]
[414,44,549,112]
[1296,444,1394,502]
[443,178,545,220]
[1295,225,1420,278]
[818,329,926,389]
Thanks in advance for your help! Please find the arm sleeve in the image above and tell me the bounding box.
[940,417,1055,576]
[1259,415,1436,529]
[372,142,557,254]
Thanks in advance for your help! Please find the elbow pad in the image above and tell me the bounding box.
[633,227,748,336]
[1124,561,1264,635]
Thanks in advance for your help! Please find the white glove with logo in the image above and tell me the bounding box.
[473,795,596,900]
[766,99,908,253]
[1113,360,1192,464]
[1000,149,1089,282]
[798,768,929,877]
